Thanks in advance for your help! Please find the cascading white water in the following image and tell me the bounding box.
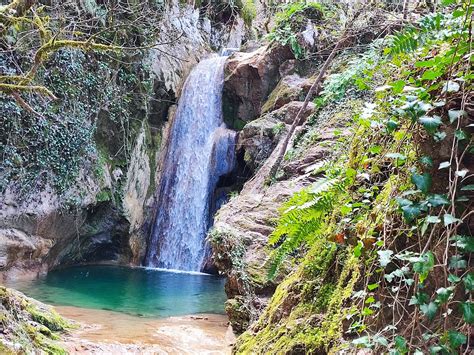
[145,56,236,272]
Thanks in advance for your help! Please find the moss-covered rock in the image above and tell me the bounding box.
[235,244,360,354]
[260,74,313,114]
[0,286,72,354]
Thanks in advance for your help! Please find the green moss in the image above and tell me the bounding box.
[0,341,15,355]
[235,249,360,354]
[96,189,111,202]
[313,283,336,312]
[27,305,70,332]
[0,287,72,354]
[261,80,301,114]
[239,0,257,26]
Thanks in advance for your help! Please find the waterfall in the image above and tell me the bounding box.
[145,56,236,272]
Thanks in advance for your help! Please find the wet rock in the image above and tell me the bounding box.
[223,44,294,128]
[123,125,151,264]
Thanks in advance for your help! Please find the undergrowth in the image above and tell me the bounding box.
[268,1,328,59]
[239,2,473,353]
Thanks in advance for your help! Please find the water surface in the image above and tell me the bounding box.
[8,265,227,318]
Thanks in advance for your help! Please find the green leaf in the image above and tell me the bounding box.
[413,251,434,283]
[420,302,438,321]
[365,296,375,304]
[362,307,374,316]
[421,70,442,80]
[438,161,450,169]
[461,184,474,191]
[451,235,474,252]
[352,336,372,348]
[377,250,393,267]
[411,173,432,193]
[448,274,461,283]
[435,287,452,303]
[420,156,433,167]
[367,283,379,291]
[442,81,460,93]
[449,255,466,269]
[434,131,447,142]
[429,345,444,354]
[460,302,474,324]
[374,335,388,347]
[401,204,421,223]
[353,241,363,257]
[415,59,436,68]
[390,80,406,94]
[447,330,467,349]
[419,115,442,134]
[386,153,407,160]
[396,197,413,207]
[456,169,468,178]
[368,145,382,154]
[455,129,468,140]
[394,335,408,353]
[463,273,474,291]
[448,110,466,123]
[453,9,466,17]
[456,196,470,202]
[425,215,441,224]
[427,194,449,207]
[386,119,399,132]
[443,213,461,226]
[409,292,429,305]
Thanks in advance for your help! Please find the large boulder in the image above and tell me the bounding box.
[223,44,294,128]
[260,74,314,114]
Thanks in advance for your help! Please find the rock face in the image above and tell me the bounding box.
[239,101,316,172]
[0,229,52,280]
[260,74,314,114]
[211,122,345,333]
[222,44,294,128]
[123,125,152,264]
[210,42,348,333]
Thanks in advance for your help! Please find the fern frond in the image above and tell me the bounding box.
[268,175,346,278]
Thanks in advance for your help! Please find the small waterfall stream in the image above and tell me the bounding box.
[145,56,236,272]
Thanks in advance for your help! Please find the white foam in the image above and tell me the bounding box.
[139,266,211,276]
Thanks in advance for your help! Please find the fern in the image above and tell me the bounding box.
[386,13,446,55]
[268,176,345,278]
